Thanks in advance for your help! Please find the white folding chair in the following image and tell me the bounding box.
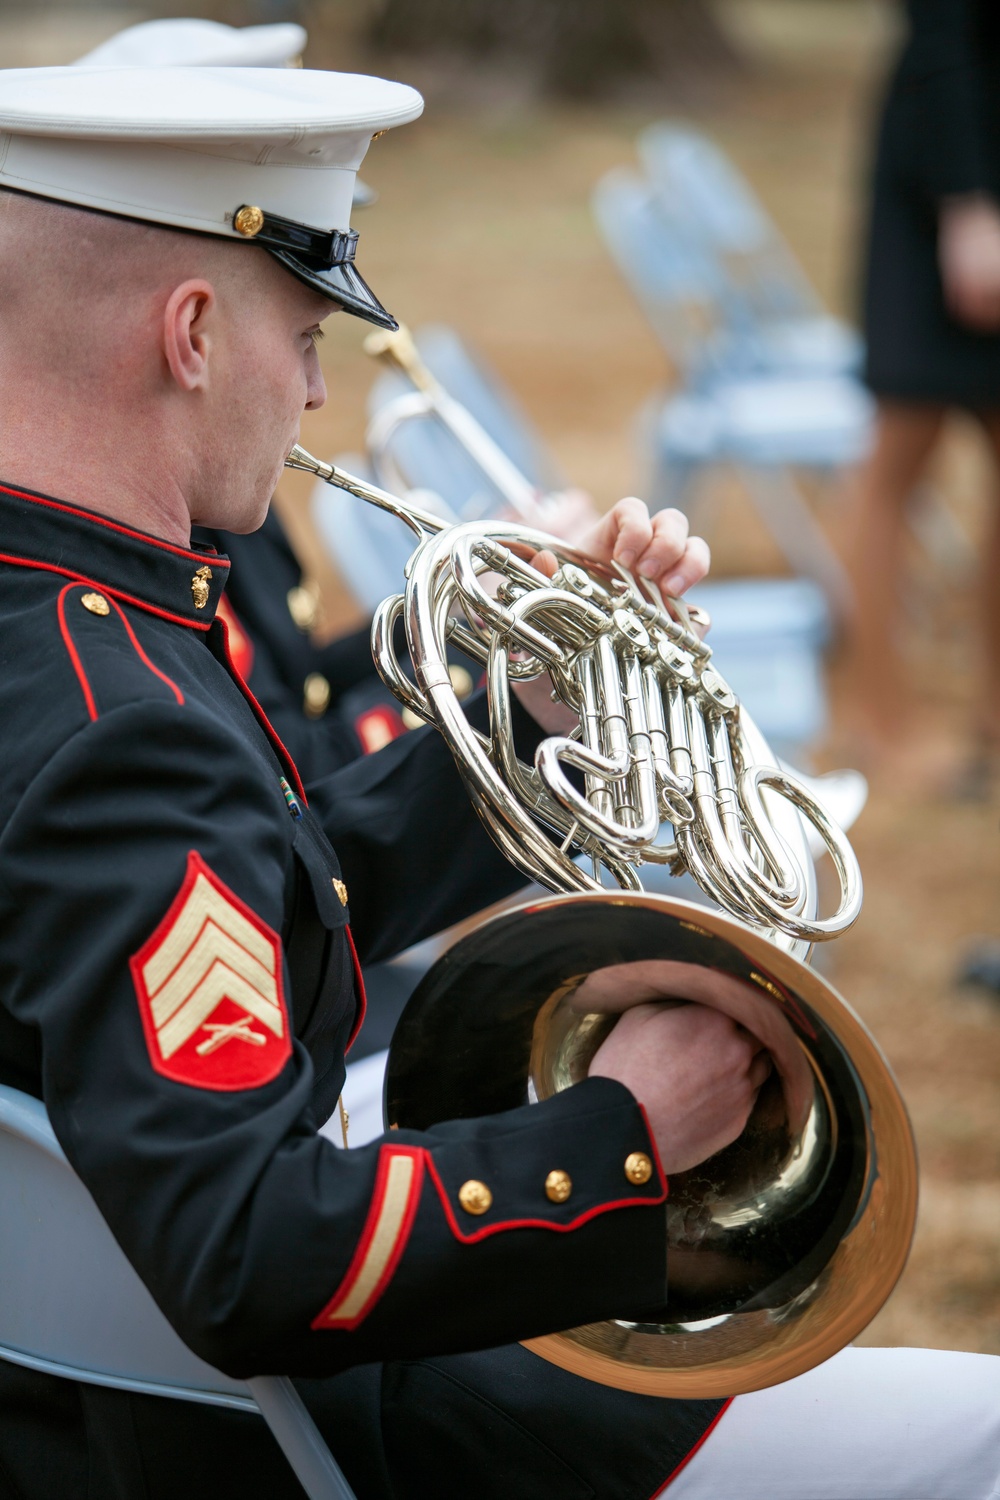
[636,122,862,380]
[0,1084,358,1500]
[592,167,868,618]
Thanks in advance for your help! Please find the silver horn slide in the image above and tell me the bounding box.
[287,441,915,1399]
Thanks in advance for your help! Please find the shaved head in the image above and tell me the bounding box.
[0,187,263,303]
[0,188,333,543]
[0,188,271,386]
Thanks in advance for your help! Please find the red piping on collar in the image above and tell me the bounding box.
[649,1398,734,1495]
[0,482,231,570]
[214,612,307,803]
[56,584,99,722]
[0,550,214,631]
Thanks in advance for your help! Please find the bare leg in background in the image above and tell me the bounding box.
[845,400,946,760]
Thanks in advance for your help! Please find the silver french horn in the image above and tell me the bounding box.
[286,440,916,1399]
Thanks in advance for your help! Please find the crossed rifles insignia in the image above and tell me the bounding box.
[130,851,292,1091]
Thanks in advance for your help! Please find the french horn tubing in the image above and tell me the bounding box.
[286,439,916,1399]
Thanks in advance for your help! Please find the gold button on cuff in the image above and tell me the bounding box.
[303,672,331,719]
[234,204,265,237]
[545,1169,572,1204]
[458,1179,492,1216]
[332,878,348,907]
[624,1152,653,1186]
[80,591,110,617]
[191,565,213,610]
[401,707,424,732]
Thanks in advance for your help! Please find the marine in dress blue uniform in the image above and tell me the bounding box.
[0,475,725,1498]
[0,62,728,1500]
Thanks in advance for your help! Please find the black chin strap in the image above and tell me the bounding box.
[232,203,358,269]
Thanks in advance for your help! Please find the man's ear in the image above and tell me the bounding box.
[162,279,215,392]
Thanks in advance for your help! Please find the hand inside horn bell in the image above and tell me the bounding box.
[581,961,811,1177]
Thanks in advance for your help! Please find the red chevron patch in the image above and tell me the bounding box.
[130,851,291,1092]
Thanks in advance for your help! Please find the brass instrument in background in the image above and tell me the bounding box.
[287,440,916,1399]
[363,323,560,524]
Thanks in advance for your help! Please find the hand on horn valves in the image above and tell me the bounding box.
[514,496,711,734]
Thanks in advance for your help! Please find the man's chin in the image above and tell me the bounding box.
[190,489,274,537]
[225,495,273,535]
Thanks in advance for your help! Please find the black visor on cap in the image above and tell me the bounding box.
[233,203,397,330]
[266,247,398,330]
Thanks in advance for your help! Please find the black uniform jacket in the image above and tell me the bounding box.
[0,478,672,1387]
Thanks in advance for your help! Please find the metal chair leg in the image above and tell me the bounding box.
[247,1376,359,1500]
[740,464,854,625]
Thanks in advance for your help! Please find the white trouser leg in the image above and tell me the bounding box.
[319,1049,389,1149]
[665,1346,1000,1500]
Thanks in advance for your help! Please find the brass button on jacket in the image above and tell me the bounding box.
[303,672,331,719]
[287,581,320,633]
[80,591,110,616]
[458,1179,492,1216]
[544,1169,572,1204]
[624,1152,653,1186]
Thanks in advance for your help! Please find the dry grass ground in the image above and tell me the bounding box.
[7,0,998,1353]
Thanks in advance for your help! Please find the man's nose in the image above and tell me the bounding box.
[305,351,327,412]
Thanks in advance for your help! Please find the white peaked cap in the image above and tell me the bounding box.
[74,19,308,70]
[0,66,422,327]
[70,22,378,209]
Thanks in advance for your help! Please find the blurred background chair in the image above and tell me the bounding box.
[591,131,975,622]
[0,1084,358,1500]
[591,165,870,619]
[636,121,863,381]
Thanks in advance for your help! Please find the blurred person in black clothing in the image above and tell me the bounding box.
[850,0,1000,792]
[195,511,407,783]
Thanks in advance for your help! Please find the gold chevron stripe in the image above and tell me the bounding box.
[142,872,275,994]
[157,965,284,1059]
[141,871,282,1058]
[150,921,275,1030]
